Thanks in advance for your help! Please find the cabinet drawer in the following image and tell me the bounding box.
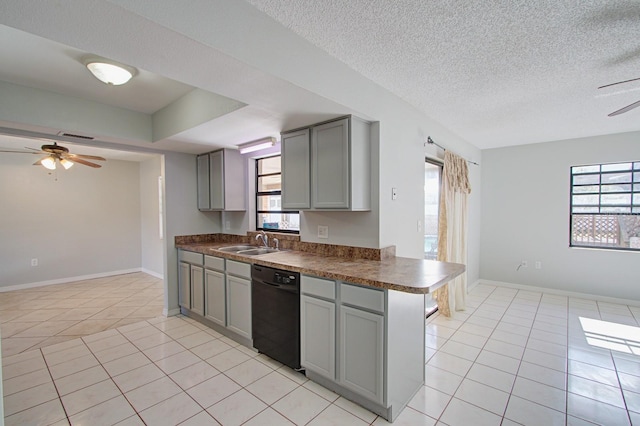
[301,275,336,300]
[340,283,385,313]
[204,255,225,271]
[226,260,251,279]
[179,250,204,265]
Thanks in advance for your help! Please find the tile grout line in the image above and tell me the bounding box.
[41,346,72,425]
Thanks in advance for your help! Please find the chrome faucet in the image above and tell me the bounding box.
[256,231,268,247]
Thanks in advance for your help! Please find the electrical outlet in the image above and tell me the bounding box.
[535,261,542,269]
[225,221,231,230]
[31,258,38,267]
[318,225,329,239]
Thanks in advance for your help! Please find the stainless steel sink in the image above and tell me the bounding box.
[215,245,255,252]
[236,248,281,255]
[215,245,283,256]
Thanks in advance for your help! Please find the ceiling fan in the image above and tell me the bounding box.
[0,142,106,170]
[599,77,640,117]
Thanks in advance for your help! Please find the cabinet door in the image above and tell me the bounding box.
[301,295,335,379]
[205,269,226,326]
[312,118,350,209]
[281,128,310,209]
[178,262,191,309]
[197,154,210,210]
[209,150,225,210]
[190,265,204,316]
[226,275,252,339]
[339,305,384,404]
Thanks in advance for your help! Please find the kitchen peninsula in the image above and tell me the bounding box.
[176,233,465,422]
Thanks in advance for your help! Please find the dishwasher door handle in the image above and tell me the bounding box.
[253,279,298,294]
[253,279,280,288]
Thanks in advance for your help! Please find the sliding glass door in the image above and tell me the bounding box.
[425,159,442,316]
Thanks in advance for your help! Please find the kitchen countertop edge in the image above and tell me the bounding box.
[176,242,465,295]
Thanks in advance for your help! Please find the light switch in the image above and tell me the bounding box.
[392,187,398,200]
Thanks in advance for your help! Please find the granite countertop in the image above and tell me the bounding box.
[176,242,465,295]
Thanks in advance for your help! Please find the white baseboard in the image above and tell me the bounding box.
[164,308,181,317]
[0,268,149,292]
[467,279,481,292]
[141,268,164,279]
[479,279,640,308]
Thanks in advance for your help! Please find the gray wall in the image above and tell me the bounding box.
[0,154,142,287]
[480,131,640,301]
[140,156,164,277]
[162,152,221,314]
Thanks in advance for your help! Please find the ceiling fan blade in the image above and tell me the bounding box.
[608,99,640,117]
[24,146,45,152]
[0,149,42,154]
[66,153,106,161]
[70,157,102,168]
[598,77,640,90]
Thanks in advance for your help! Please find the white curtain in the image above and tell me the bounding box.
[433,151,471,317]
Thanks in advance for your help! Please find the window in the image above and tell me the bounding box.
[424,159,443,260]
[570,161,640,251]
[256,155,300,233]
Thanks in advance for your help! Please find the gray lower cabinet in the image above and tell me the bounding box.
[301,294,335,379]
[178,262,191,309]
[339,305,384,404]
[178,250,205,311]
[225,260,252,340]
[205,268,225,326]
[190,265,204,316]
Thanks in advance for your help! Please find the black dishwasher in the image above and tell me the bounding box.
[251,264,301,370]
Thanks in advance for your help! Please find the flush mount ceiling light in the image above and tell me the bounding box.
[238,137,277,154]
[83,57,137,86]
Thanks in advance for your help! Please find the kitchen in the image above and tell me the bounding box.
[1,1,640,425]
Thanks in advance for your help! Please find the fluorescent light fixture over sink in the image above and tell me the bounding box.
[84,57,137,85]
[238,137,276,154]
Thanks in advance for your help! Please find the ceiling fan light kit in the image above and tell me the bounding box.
[40,156,56,170]
[60,158,74,169]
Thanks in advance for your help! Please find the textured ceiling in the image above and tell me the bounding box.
[0,1,639,153]
[246,0,640,148]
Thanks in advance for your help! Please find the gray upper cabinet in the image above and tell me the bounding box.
[312,118,350,209]
[281,128,311,209]
[196,154,211,211]
[208,150,225,210]
[197,148,246,211]
[281,116,371,211]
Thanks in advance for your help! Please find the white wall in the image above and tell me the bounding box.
[0,154,142,287]
[480,131,640,301]
[140,156,164,277]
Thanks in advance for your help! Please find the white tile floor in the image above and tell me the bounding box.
[2,283,639,425]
